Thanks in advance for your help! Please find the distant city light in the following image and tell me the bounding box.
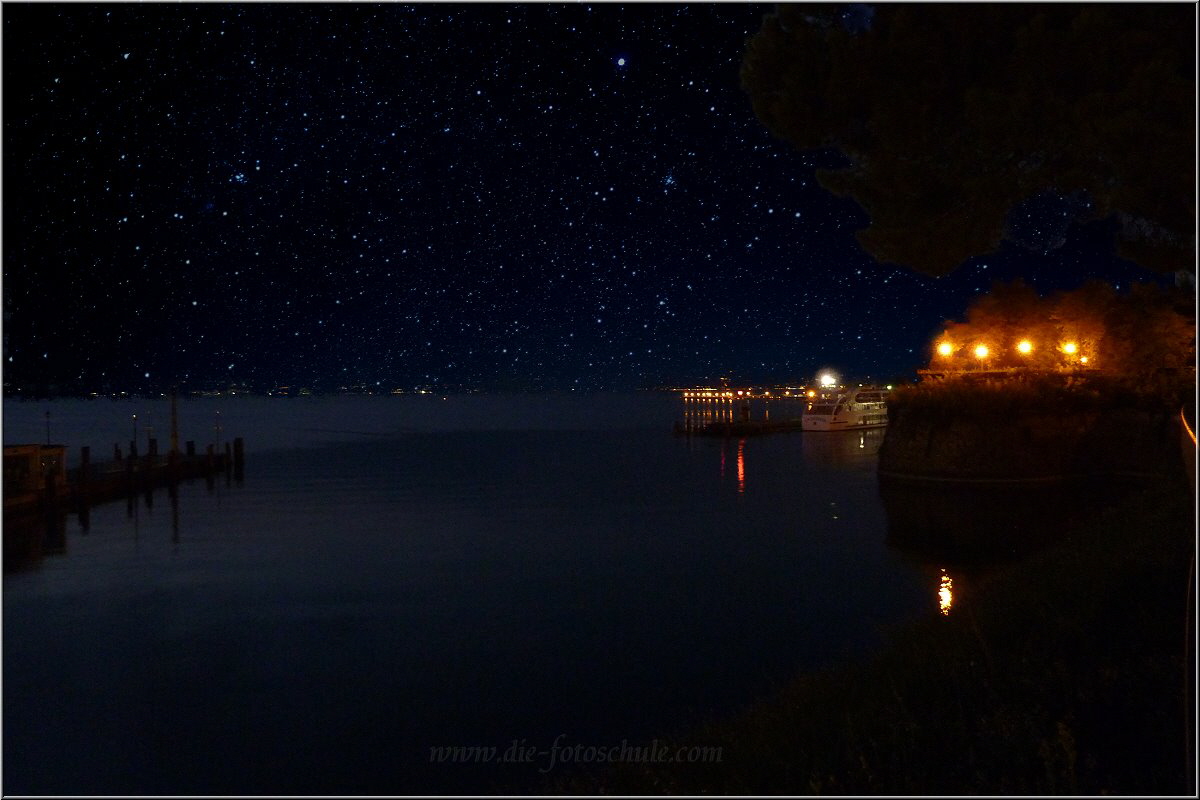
[937,341,954,357]
[974,344,989,359]
[818,373,837,387]
[1017,340,1033,354]
[1062,341,1078,354]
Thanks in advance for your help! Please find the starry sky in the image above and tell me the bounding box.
[2,4,1166,394]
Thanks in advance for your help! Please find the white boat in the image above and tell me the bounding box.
[802,387,889,431]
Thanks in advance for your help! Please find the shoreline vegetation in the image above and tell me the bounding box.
[554,475,1195,795]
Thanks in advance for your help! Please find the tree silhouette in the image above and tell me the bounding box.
[741,3,1195,277]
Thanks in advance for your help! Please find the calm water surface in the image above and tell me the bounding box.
[5,395,940,794]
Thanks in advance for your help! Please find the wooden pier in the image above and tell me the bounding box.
[3,437,245,523]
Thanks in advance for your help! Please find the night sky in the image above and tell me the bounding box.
[2,4,1165,394]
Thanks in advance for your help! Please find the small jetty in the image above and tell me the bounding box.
[3,437,244,523]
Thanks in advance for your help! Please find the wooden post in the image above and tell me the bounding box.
[233,437,244,483]
[186,440,195,457]
[148,437,158,458]
[45,505,66,554]
[170,390,180,456]
[129,439,138,459]
[115,443,123,462]
[224,442,232,472]
[43,470,57,515]
[79,446,90,510]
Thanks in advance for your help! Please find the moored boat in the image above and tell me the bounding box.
[802,387,889,431]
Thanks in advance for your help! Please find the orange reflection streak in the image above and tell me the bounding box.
[736,439,746,494]
[939,569,953,616]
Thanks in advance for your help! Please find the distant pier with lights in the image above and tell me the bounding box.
[670,372,900,438]
[672,382,822,437]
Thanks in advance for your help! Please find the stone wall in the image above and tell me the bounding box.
[878,403,1184,483]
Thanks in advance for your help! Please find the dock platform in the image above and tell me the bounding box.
[3,438,245,523]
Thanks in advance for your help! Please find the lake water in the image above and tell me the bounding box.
[4,395,948,794]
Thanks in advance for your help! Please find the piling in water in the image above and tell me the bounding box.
[79,446,90,508]
[233,437,244,483]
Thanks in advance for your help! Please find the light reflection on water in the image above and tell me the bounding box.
[736,438,746,494]
[2,396,1122,794]
[801,425,885,466]
[4,418,930,794]
[939,569,954,616]
[879,474,1141,620]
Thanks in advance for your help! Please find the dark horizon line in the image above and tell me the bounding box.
[3,374,921,400]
